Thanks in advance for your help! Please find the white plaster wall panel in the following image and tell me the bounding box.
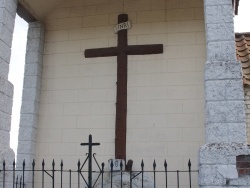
[124,0,150,12]
[180,20,205,32]
[137,10,166,23]
[151,0,166,10]
[35,0,206,175]
[166,8,196,21]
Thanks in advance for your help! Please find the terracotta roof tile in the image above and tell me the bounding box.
[235,33,250,85]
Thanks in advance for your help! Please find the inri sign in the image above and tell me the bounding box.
[114,21,131,33]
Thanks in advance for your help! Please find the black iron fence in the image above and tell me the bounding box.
[0,159,198,188]
[0,135,199,188]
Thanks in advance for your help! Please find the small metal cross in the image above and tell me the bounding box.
[80,134,100,188]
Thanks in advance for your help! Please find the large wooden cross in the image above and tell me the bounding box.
[84,14,163,161]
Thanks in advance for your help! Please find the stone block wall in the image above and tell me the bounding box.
[0,0,17,146]
[199,0,250,187]
[0,0,17,187]
[17,22,45,170]
[244,86,250,143]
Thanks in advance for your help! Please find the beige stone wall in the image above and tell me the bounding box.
[36,0,206,175]
[244,86,250,143]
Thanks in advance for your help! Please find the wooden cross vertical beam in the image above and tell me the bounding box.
[115,14,128,160]
[84,14,163,161]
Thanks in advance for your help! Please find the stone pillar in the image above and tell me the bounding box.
[16,22,44,185]
[0,0,17,186]
[200,0,250,187]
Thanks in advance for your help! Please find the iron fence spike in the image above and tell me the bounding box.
[23,159,25,166]
[164,159,167,167]
[32,159,35,166]
[153,160,156,170]
[13,159,15,166]
[42,159,45,166]
[110,159,114,168]
[3,160,5,166]
[77,160,80,174]
[61,160,63,167]
[141,160,144,167]
[120,160,123,170]
[188,159,191,172]
[52,159,55,166]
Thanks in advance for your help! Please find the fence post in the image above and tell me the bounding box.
[188,160,191,188]
[153,160,156,188]
[110,160,113,188]
[60,160,63,188]
[22,160,25,188]
[52,160,55,188]
[101,163,104,188]
[12,161,15,188]
[3,160,5,188]
[32,160,35,188]
[77,160,80,188]
[141,160,144,188]
[164,160,167,188]
[42,160,45,188]
[120,160,123,188]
